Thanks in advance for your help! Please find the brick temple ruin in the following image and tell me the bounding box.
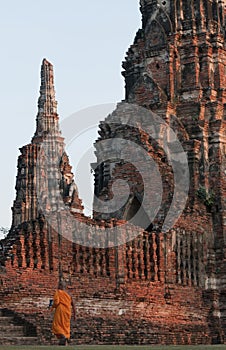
[0,0,225,345]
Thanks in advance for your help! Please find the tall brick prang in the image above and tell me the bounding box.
[94,0,226,342]
[11,59,83,229]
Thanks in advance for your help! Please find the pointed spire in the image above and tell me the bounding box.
[33,58,61,140]
[38,58,58,115]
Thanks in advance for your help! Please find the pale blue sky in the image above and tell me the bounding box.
[0,1,141,230]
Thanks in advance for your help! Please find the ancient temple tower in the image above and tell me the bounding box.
[93,0,226,340]
[11,59,83,228]
[4,59,84,273]
[94,0,226,224]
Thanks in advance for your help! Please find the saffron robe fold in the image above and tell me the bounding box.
[52,289,72,339]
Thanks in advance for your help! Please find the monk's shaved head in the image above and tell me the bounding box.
[58,280,66,290]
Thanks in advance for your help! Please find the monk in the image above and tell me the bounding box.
[51,280,76,346]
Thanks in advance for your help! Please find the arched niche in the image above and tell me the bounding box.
[145,20,167,48]
[128,74,167,107]
[123,195,153,232]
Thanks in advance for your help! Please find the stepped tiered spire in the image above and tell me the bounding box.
[33,58,60,139]
[38,58,57,115]
[10,58,83,228]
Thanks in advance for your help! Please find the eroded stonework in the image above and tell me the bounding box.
[0,0,225,345]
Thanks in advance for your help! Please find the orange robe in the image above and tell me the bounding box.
[52,289,72,339]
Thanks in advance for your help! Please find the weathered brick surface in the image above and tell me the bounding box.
[0,0,226,346]
[0,309,38,345]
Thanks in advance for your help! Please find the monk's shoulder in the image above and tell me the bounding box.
[61,289,71,299]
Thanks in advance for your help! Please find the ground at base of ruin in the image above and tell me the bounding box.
[0,345,225,350]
